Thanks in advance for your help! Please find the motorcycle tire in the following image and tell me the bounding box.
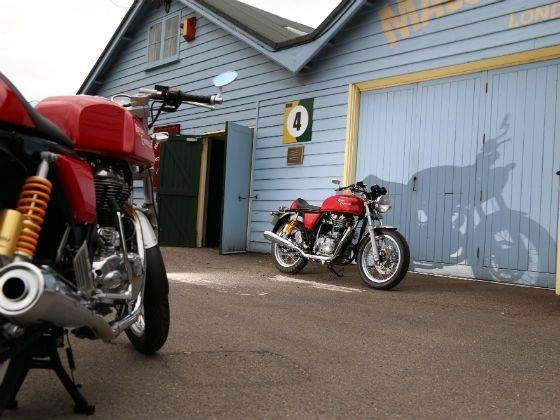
[271,221,308,275]
[0,352,26,415]
[126,245,170,355]
[357,228,410,290]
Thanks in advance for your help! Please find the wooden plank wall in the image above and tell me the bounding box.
[92,0,560,253]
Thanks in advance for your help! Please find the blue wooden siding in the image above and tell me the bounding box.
[92,1,560,282]
[356,60,560,288]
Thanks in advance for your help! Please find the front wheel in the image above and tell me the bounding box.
[357,229,410,290]
[126,245,170,355]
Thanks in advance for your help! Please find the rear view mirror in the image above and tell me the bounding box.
[213,71,238,89]
[150,132,169,143]
[331,179,341,186]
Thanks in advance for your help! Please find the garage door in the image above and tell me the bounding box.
[356,60,560,287]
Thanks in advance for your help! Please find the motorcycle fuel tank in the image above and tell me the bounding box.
[0,74,35,129]
[35,96,154,166]
[321,194,364,216]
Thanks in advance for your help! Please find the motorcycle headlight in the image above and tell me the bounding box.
[375,195,392,213]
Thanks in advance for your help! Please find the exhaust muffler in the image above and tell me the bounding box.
[264,227,355,264]
[0,262,137,341]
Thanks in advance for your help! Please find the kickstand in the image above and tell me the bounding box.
[7,330,95,415]
[328,265,344,278]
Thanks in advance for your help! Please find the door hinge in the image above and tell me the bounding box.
[485,82,489,93]
[476,247,480,259]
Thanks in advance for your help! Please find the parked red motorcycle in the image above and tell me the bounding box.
[264,180,410,289]
[0,70,237,414]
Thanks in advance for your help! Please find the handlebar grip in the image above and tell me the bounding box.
[178,93,216,105]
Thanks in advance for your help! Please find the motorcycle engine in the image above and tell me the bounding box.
[90,162,141,294]
[314,214,353,256]
[93,163,131,227]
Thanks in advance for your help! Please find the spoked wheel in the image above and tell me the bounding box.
[357,228,410,290]
[271,222,308,274]
[126,245,170,355]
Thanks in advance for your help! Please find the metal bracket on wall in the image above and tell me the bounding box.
[239,195,258,201]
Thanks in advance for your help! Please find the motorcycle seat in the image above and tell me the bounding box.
[292,198,321,212]
[0,72,74,148]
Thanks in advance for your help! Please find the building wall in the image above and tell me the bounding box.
[93,0,560,253]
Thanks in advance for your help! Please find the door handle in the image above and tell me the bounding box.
[238,195,258,201]
[413,176,418,192]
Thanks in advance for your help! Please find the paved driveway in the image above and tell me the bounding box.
[6,248,560,419]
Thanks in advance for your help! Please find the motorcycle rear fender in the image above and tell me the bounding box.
[272,212,298,233]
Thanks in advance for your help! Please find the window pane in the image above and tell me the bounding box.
[148,22,162,62]
[162,15,179,58]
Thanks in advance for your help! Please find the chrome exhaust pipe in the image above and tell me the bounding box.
[0,262,137,341]
[264,227,355,264]
[264,231,305,255]
[264,231,331,263]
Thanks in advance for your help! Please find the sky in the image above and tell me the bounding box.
[0,0,340,101]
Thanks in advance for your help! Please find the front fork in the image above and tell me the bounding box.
[137,167,158,232]
[364,205,380,262]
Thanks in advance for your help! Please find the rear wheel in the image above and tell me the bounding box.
[271,221,308,275]
[357,229,409,290]
[126,246,170,355]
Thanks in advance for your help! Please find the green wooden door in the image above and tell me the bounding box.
[157,136,202,247]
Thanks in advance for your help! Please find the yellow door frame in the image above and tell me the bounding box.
[342,44,560,291]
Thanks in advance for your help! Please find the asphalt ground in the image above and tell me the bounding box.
[5,247,560,419]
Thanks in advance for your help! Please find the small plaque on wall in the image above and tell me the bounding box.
[287,146,304,166]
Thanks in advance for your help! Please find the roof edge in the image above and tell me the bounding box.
[78,0,145,94]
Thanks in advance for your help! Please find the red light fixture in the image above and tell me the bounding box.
[181,17,197,42]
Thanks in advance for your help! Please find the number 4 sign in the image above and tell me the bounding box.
[283,98,314,144]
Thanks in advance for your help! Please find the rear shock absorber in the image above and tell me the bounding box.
[15,153,56,261]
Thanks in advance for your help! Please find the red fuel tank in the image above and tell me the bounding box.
[0,75,35,129]
[321,194,364,216]
[35,96,154,166]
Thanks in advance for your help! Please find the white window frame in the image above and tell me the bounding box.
[146,12,180,70]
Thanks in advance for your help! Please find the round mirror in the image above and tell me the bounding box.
[111,94,132,107]
[213,71,238,88]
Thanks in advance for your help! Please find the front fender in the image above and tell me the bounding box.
[357,226,398,248]
[136,209,158,249]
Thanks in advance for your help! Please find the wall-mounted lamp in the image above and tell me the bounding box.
[181,16,197,42]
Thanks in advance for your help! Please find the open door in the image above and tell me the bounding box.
[157,135,202,247]
[220,122,254,254]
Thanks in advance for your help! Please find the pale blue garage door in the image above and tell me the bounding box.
[356,60,560,287]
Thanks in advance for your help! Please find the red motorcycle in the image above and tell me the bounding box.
[0,70,237,414]
[264,180,410,289]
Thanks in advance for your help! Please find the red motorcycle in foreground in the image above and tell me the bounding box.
[0,70,237,414]
[264,180,410,289]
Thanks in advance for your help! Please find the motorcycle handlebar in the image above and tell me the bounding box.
[177,92,221,105]
[138,87,222,106]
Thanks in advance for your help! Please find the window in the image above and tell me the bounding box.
[147,14,180,67]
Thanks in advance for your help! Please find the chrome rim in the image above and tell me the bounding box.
[362,234,401,283]
[0,359,10,383]
[129,306,145,336]
[274,243,302,268]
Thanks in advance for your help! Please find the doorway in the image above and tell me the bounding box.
[200,135,226,247]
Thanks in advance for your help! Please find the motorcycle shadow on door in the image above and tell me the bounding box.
[362,116,556,288]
